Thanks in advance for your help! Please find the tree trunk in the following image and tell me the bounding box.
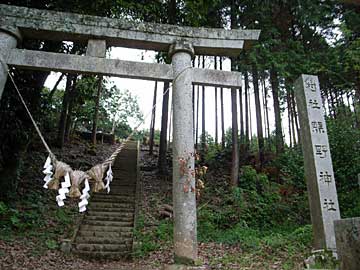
[91,75,103,145]
[65,75,78,142]
[158,82,170,174]
[252,65,264,168]
[195,56,200,150]
[168,93,173,150]
[214,56,218,145]
[195,85,199,150]
[149,81,158,155]
[220,57,225,148]
[291,91,301,146]
[287,88,293,147]
[270,67,284,155]
[231,87,239,186]
[248,90,252,140]
[48,73,65,102]
[57,74,73,148]
[239,87,244,141]
[239,85,245,164]
[201,56,206,157]
[244,71,250,151]
[263,77,270,142]
[290,90,296,145]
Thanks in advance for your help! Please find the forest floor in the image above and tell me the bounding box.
[0,138,311,270]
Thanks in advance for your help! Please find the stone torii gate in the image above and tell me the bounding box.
[0,4,260,265]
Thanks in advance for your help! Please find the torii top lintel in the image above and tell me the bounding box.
[0,4,260,57]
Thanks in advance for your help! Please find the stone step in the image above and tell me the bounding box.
[90,194,135,203]
[87,210,134,218]
[109,178,136,182]
[88,201,135,209]
[83,219,133,227]
[112,171,136,175]
[88,205,135,211]
[104,190,135,196]
[97,186,136,192]
[90,198,136,204]
[78,230,133,238]
[106,186,136,190]
[85,215,133,222]
[76,243,130,252]
[75,236,133,245]
[80,224,133,232]
[73,142,138,259]
[76,250,131,260]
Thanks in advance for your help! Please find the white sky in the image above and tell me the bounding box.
[45,47,287,144]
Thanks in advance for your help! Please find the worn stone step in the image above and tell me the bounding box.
[80,224,133,232]
[90,195,135,203]
[109,178,136,182]
[76,250,131,260]
[114,170,136,173]
[88,201,135,208]
[83,219,133,227]
[87,205,134,212]
[85,214,133,222]
[86,211,134,217]
[101,183,135,188]
[90,198,136,204]
[92,193,135,198]
[78,230,133,238]
[95,191,135,197]
[104,190,135,196]
[106,187,135,192]
[76,243,129,252]
[75,236,133,245]
[105,187,135,192]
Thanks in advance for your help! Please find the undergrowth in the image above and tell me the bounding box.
[0,189,78,255]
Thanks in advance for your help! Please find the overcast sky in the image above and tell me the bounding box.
[45,47,285,144]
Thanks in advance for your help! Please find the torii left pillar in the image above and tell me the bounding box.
[169,41,197,265]
[0,27,21,100]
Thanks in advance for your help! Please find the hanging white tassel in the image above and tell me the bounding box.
[78,179,90,213]
[104,164,113,194]
[42,156,53,189]
[56,171,71,207]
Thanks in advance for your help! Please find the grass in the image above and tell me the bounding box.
[0,189,78,255]
[133,204,313,269]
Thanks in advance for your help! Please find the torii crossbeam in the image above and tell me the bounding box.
[0,4,260,266]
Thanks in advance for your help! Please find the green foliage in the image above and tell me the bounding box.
[45,239,58,250]
[327,115,360,218]
[133,214,172,258]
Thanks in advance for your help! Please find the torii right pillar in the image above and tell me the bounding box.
[295,74,341,254]
[169,41,197,265]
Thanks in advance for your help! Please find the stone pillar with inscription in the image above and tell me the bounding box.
[294,74,341,253]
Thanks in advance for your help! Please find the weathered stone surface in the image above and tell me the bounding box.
[0,4,260,56]
[294,75,341,252]
[86,39,106,58]
[6,48,243,88]
[60,239,72,253]
[0,28,19,100]
[334,217,360,270]
[171,42,197,263]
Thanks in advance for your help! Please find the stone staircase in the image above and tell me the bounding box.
[73,141,139,259]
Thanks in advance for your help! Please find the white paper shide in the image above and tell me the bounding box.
[42,156,53,189]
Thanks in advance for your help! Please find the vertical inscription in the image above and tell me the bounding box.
[295,75,341,253]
